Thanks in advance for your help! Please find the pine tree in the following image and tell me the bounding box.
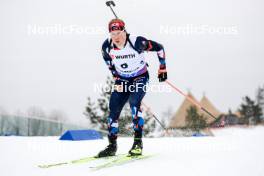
[186,106,207,132]
[238,96,262,124]
[84,97,100,127]
[97,76,114,130]
[84,76,113,131]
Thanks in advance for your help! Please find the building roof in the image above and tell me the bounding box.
[169,92,199,128]
[199,96,221,123]
[169,93,221,128]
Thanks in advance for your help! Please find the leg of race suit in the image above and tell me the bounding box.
[108,81,130,142]
[129,75,148,138]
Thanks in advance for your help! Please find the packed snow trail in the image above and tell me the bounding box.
[0,127,264,176]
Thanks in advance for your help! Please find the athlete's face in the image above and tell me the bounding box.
[110,30,126,47]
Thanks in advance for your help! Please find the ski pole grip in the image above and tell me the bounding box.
[106,1,115,7]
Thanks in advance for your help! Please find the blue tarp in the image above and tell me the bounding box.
[59,130,103,141]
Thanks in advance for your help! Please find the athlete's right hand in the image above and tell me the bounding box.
[113,76,120,80]
[112,72,120,80]
[110,69,120,80]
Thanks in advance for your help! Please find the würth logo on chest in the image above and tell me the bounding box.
[113,54,136,59]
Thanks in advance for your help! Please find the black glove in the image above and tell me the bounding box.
[158,69,167,82]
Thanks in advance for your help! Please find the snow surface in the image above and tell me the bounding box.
[1,127,264,176]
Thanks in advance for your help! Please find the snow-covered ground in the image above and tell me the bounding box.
[1,127,264,176]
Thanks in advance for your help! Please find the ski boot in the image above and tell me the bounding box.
[128,137,143,156]
[97,136,117,158]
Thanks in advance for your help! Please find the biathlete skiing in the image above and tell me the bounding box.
[97,18,167,157]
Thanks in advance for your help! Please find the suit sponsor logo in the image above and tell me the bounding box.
[115,54,136,59]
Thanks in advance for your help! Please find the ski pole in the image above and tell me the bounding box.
[105,1,128,33]
[106,1,119,19]
[165,80,217,120]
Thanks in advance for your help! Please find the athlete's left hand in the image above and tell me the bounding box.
[158,68,167,82]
